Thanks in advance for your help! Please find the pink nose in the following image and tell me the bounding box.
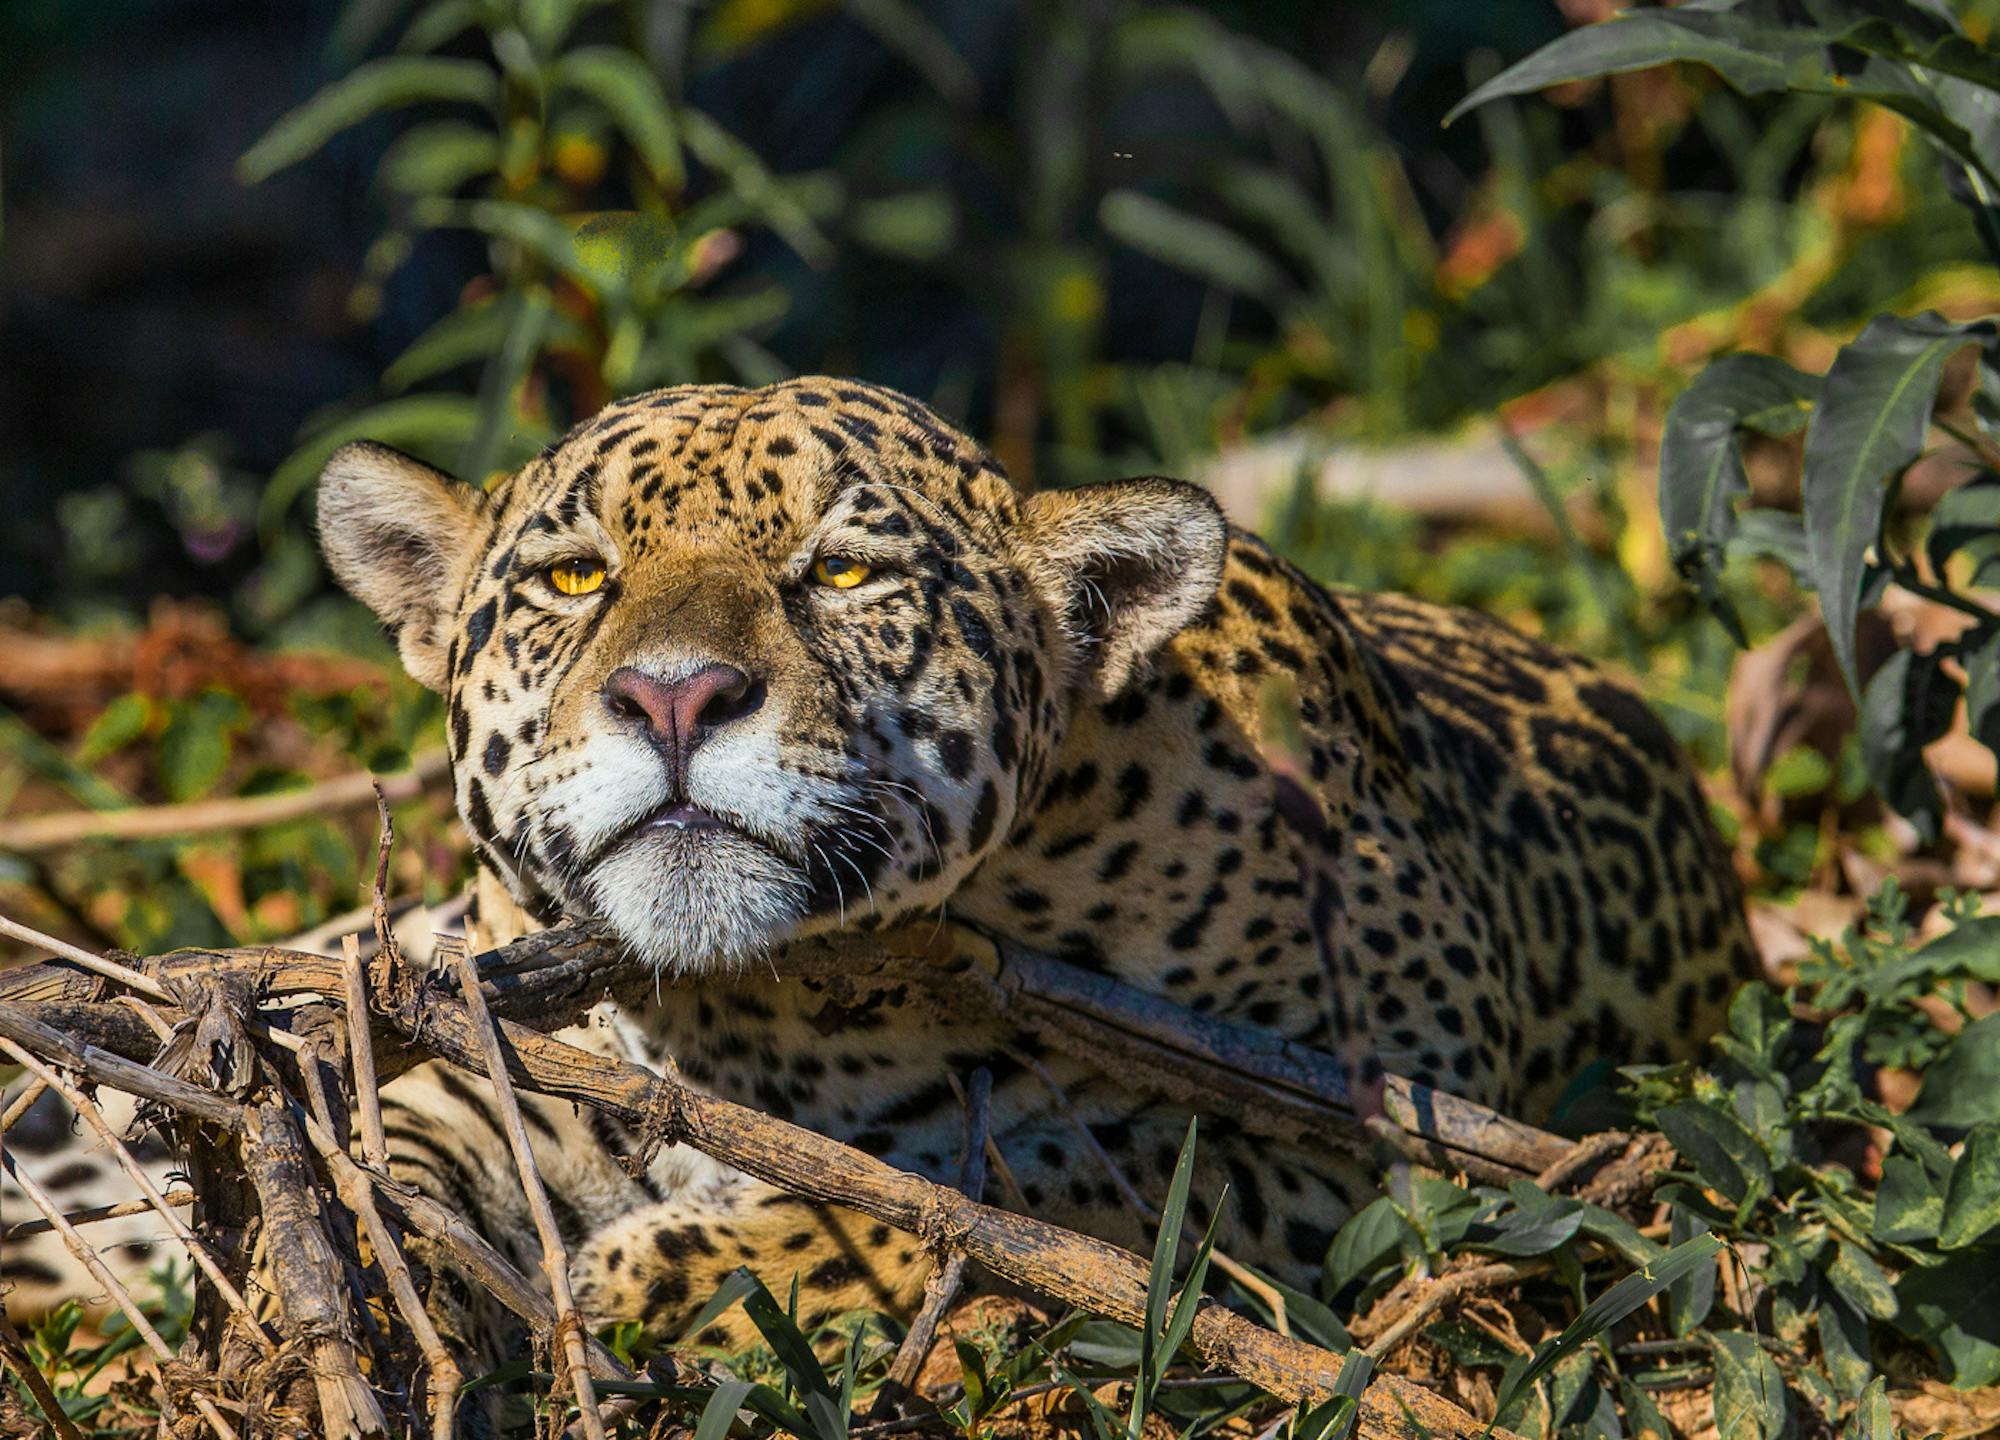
[603,663,760,768]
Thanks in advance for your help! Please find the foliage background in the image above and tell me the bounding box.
[6,1,2000,1437]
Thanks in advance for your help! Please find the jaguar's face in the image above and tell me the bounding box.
[318,380,1224,972]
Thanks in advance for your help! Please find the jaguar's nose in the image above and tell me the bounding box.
[603,662,763,775]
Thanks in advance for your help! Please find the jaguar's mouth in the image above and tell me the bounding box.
[603,797,790,867]
[637,800,733,833]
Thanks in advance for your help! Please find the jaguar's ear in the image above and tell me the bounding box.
[1020,477,1228,700]
[316,441,485,691]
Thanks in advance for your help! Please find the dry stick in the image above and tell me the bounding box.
[2,1076,48,1133]
[0,750,450,854]
[3,1147,241,1440]
[368,987,1492,1440]
[0,1002,244,1131]
[971,934,1568,1180]
[243,1101,389,1440]
[368,786,401,975]
[1009,1047,1294,1338]
[0,913,308,1054]
[872,1067,994,1417]
[0,987,1493,1440]
[0,1307,86,1440]
[340,934,389,1170]
[1532,1131,1630,1194]
[0,913,170,1003]
[296,1044,461,1440]
[0,1036,271,1353]
[1357,1260,1555,1362]
[0,996,633,1387]
[38,920,1572,1183]
[446,940,608,1440]
[3,1186,197,1240]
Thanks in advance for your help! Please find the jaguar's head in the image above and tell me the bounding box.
[317,379,1224,972]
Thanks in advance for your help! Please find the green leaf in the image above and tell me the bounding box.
[382,300,515,392]
[1665,1205,1716,1337]
[1924,474,2000,578]
[1966,632,2000,759]
[1099,190,1288,301]
[694,1380,756,1440]
[1841,1376,1895,1440]
[1941,1122,2000,1249]
[1297,1350,1373,1440]
[157,692,247,802]
[266,395,485,535]
[1156,1203,1223,1402]
[1817,1290,1874,1400]
[459,287,552,487]
[1655,1100,1771,1208]
[848,189,956,261]
[1488,1231,1723,1428]
[1324,1196,1416,1294]
[1658,353,1821,640]
[1802,312,1994,696]
[1136,1118,1199,1439]
[1445,10,1820,126]
[681,1267,761,1343]
[1859,915,2000,998]
[1892,1245,2000,1385]
[1874,1153,1946,1243]
[1825,1242,1898,1321]
[1228,1260,1352,1351]
[1708,1330,1790,1440]
[1858,629,1958,841]
[552,47,685,189]
[378,120,500,195]
[1727,508,1813,577]
[1622,1377,1673,1440]
[1908,1006,2000,1131]
[1474,1180,1585,1258]
[239,56,499,183]
[681,109,833,266]
[76,694,153,765]
[739,1276,845,1440]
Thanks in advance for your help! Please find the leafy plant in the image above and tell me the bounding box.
[1456,0,2000,843]
[234,0,834,629]
[6,1266,192,1437]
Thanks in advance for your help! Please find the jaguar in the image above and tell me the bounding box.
[4,377,1753,1370]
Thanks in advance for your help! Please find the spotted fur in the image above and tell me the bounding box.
[7,378,1753,1366]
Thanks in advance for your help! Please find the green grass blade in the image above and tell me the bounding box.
[1485,1231,1723,1434]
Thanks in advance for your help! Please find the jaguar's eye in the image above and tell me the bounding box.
[547,560,606,596]
[811,556,873,589]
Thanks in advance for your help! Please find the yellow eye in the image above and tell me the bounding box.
[812,556,872,589]
[547,560,605,596]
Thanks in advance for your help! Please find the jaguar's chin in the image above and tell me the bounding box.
[582,828,809,974]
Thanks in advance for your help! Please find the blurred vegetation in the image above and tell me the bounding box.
[9,0,2000,1437]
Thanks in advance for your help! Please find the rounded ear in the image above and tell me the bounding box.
[1019,476,1228,700]
[316,441,485,691]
